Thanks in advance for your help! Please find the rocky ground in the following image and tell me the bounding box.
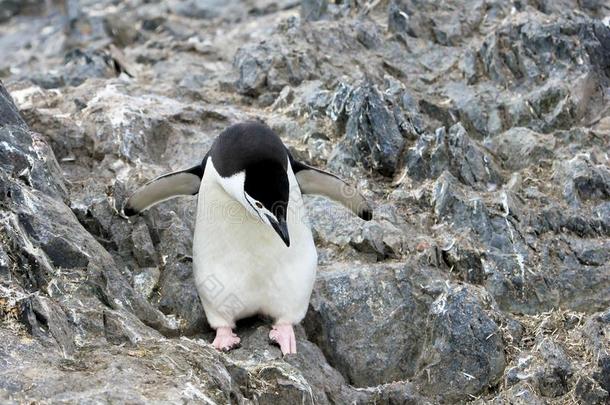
[0,0,609,403]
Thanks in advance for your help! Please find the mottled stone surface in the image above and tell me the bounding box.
[0,0,608,402]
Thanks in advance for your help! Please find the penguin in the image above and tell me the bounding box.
[123,121,372,355]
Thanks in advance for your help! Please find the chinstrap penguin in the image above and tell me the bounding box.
[124,122,372,355]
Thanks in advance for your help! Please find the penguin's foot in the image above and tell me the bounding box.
[269,324,297,355]
[212,327,241,351]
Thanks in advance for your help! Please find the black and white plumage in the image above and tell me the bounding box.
[124,122,372,354]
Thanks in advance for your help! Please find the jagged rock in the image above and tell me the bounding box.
[387,1,409,34]
[432,171,610,314]
[304,263,437,387]
[150,207,207,335]
[233,38,317,96]
[414,285,506,402]
[329,82,405,176]
[2,1,610,403]
[581,309,610,402]
[534,340,574,397]
[62,48,124,87]
[169,0,242,20]
[404,123,503,189]
[305,263,506,401]
[553,154,610,207]
[505,340,574,398]
[354,19,382,50]
[0,0,45,22]
[301,0,327,21]
[0,83,26,127]
[20,294,75,356]
[484,127,556,171]
[78,84,186,162]
[130,220,157,267]
[478,382,546,404]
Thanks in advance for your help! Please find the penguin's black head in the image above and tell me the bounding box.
[210,122,292,247]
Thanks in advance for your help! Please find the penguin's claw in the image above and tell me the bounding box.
[269,324,297,355]
[213,327,241,352]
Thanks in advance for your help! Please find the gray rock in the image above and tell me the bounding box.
[534,340,573,397]
[581,309,610,402]
[354,19,382,50]
[304,263,436,387]
[233,38,317,97]
[20,294,75,356]
[169,0,243,20]
[387,1,409,34]
[478,382,546,405]
[305,262,505,401]
[554,154,610,207]
[329,82,405,176]
[301,0,327,21]
[0,0,45,22]
[404,123,503,189]
[2,1,610,403]
[152,209,207,335]
[60,48,122,88]
[132,267,160,299]
[130,220,157,267]
[484,127,556,171]
[0,83,26,127]
[414,285,506,402]
[0,125,67,203]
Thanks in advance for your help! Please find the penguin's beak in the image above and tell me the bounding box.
[267,214,290,247]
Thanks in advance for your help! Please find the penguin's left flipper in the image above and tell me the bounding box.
[290,157,373,220]
[123,163,205,217]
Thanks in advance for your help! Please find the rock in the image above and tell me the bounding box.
[329,82,405,176]
[78,84,186,162]
[59,48,123,88]
[233,38,317,97]
[132,267,160,299]
[169,0,242,20]
[1,0,610,403]
[354,19,382,50]
[484,127,556,171]
[130,220,157,267]
[534,340,573,397]
[305,262,505,401]
[0,126,68,203]
[151,209,207,335]
[0,83,26,127]
[301,0,327,21]
[387,1,409,34]
[431,171,610,314]
[581,309,610,401]
[553,154,610,207]
[403,123,503,189]
[304,263,436,387]
[505,340,574,398]
[0,0,45,22]
[414,285,506,402]
[478,382,546,404]
[349,220,406,259]
[20,294,75,356]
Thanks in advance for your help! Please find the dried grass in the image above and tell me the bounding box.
[488,308,604,404]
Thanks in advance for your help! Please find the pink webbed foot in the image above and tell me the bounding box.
[212,327,241,352]
[269,324,297,355]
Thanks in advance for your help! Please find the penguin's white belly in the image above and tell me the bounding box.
[192,170,317,328]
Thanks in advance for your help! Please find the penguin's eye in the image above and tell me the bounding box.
[255,201,263,209]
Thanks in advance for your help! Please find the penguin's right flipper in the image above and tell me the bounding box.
[123,163,205,217]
